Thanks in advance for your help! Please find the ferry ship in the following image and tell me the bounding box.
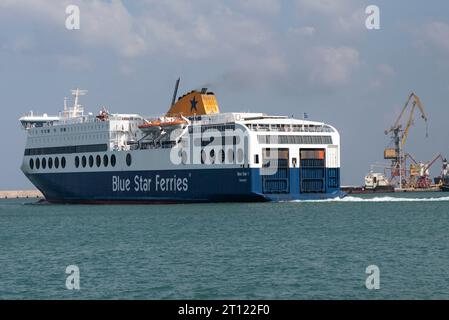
[20,83,344,203]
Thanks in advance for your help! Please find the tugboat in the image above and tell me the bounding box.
[341,172,394,194]
[364,172,395,192]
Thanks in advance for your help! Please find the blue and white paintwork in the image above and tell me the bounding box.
[20,90,344,203]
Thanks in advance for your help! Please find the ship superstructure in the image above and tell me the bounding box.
[20,86,344,203]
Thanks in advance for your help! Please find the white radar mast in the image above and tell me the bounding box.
[69,88,87,118]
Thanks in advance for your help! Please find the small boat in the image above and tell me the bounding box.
[138,117,187,133]
[440,177,449,192]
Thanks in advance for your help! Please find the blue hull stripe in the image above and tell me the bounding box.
[26,168,344,203]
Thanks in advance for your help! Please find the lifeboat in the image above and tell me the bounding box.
[138,117,187,133]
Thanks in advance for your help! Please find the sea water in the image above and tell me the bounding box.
[0,193,448,299]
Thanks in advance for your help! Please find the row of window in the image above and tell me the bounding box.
[31,121,143,137]
[194,136,241,147]
[188,124,236,134]
[248,124,335,133]
[74,154,118,168]
[32,123,108,135]
[29,157,66,170]
[257,135,333,145]
[29,153,132,170]
[25,144,108,156]
[179,148,244,165]
[29,134,109,144]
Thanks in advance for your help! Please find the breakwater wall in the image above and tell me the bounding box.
[0,190,43,199]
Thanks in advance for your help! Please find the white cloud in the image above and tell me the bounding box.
[289,26,316,36]
[296,0,352,15]
[118,64,135,76]
[70,0,147,58]
[238,0,281,15]
[3,36,36,54]
[216,54,288,90]
[56,55,91,69]
[0,0,147,57]
[0,0,62,20]
[306,46,360,87]
[295,0,366,36]
[135,2,274,60]
[422,21,449,54]
[0,0,364,91]
[369,78,382,90]
[377,64,395,77]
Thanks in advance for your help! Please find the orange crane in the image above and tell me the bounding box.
[384,92,429,186]
[408,153,443,188]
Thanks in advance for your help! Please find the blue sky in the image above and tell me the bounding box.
[1,0,449,189]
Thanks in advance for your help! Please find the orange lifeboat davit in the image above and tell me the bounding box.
[138,117,187,133]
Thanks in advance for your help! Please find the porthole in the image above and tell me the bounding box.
[220,149,225,164]
[126,153,132,167]
[210,149,215,164]
[29,158,34,170]
[48,157,53,169]
[42,158,47,169]
[55,157,59,169]
[82,156,87,168]
[201,150,206,164]
[61,157,66,169]
[111,154,116,167]
[96,155,101,167]
[36,158,40,170]
[89,155,94,168]
[103,155,109,167]
[75,156,80,168]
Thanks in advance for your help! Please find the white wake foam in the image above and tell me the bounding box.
[296,196,449,203]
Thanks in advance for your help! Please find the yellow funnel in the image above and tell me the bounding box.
[166,89,220,117]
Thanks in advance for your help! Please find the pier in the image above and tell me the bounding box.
[0,190,43,199]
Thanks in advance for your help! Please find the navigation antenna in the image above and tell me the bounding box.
[71,88,88,118]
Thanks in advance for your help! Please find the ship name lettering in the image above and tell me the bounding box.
[155,174,188,192]
[134,175,152,192]
[112,176,131,192]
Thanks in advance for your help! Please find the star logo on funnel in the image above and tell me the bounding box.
[190,97,198,112]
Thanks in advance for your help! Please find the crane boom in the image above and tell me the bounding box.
[401,102,416,148]
[390,93,414,132]
[426,153,442,170]
[385,92,428,148]
[401,93,428,147]
[384,92,429,187]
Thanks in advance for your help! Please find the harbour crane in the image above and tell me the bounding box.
[407,153,443,188]
[384,92,429,187]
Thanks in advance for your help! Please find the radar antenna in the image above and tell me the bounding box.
[70,88,87,118]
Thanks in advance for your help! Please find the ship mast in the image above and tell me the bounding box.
[70,88,87,118]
